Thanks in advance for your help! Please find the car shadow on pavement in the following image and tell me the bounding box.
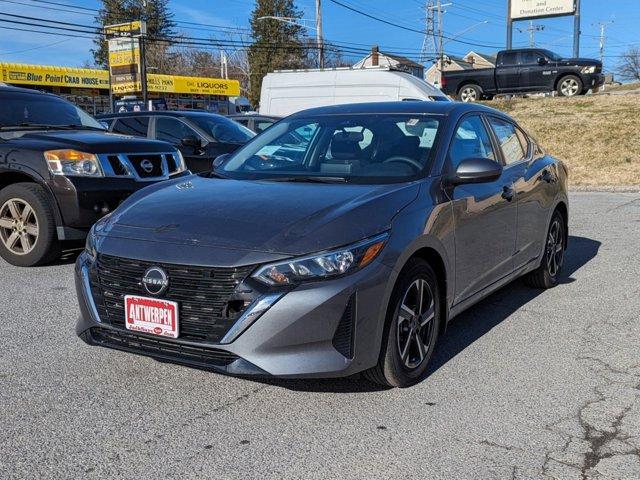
[262,235,601,393]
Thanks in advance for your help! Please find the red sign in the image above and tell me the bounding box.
[125,295,179,339]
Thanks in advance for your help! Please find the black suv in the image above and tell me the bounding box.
[99,111,255,173]
[0,85,189,267]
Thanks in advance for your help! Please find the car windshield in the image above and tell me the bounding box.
[220,114,442,183]
[189,115,255,144]
[0,92,105,129]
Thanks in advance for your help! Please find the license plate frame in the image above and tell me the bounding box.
[124,295,179,339]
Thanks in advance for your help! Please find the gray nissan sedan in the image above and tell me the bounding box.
[75,102,568,387]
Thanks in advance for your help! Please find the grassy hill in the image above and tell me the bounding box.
[487,94,640,187]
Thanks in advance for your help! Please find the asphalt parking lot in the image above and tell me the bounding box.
[1,191,639,480]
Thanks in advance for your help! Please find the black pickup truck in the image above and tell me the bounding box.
[442,48,604,102]
[0,85,189,267]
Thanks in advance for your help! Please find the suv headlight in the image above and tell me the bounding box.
[252,233,389,286]
[44,149,103,177]
[581,66,596,74]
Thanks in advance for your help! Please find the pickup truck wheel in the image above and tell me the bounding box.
[557,75,583,97]
[458,84,482,102]
[0,183,61,267]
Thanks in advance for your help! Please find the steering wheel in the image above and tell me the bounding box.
[382,156,423,172]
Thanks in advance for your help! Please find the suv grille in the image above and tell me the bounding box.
[127,154,164,178]
[89,255,254,343]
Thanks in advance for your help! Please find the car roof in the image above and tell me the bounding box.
[0,84,55,95]
[228,114,281,120]
[98,110,228,120]
[287,101,501,118]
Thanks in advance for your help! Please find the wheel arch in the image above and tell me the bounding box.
[554,73,582,92]
[0,169,63,227]
[554,200,569,250]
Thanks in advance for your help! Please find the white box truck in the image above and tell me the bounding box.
[258,66,449,117]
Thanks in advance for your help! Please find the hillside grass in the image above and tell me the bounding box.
[486,94,640,186]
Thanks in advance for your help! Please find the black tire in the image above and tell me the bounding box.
[557,75,583,97]
[364,258,441,388]
[524,211,565,289]
[457,84,482,102]
[0,183,61,267]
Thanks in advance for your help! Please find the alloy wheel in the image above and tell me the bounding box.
[546,219,564,277]
[0,198,39,256]
[560,78,580,96]
[396,278,436,369]
[460,87,477,102]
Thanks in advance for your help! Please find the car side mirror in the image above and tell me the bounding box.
[537,57,548,66]
[181,135,202,149]
[450,158,503,185]
[212,153,230,169]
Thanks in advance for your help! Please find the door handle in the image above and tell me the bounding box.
[501,185,515,202]
[540,169,556,184]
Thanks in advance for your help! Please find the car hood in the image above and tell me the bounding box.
[556,57,602,68]
[7,130,173,154]
[99,175,420,256]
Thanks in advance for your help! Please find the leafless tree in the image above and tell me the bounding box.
[618,47,640,82]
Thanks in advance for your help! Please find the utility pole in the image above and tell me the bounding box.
[596,21,614,64]
[437,0,443,83]
[506,0,513,49]
[316,0,324,68]
[573,0,581,57]
[518,21,545,47]
[140,0,148,109]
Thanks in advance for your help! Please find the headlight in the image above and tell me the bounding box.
[85,225,97,261]
[581,66,596,74]
[44,149,103,177]
[252,233,389,286]
[173,149,187,173]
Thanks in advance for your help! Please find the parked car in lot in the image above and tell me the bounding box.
[0,85,189,267]
[99,111,255,173]
[227,114,280,134]
[76,101,569,387]
[442,48,604,101]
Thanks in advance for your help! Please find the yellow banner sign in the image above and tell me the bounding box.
[1,63,240,96]
[105,21,145,38]
[148,74,240,96]
[0,63,109,89]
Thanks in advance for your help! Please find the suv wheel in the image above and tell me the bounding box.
[0,183,61,267]
[364,259,441,387]
[557,75,583,97]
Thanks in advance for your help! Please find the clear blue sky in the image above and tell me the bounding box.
[0,0,637,73]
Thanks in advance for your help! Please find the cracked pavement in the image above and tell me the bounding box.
[1,191,639,479]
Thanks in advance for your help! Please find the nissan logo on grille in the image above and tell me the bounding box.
[142,267,169,295]
[140,159,154,173]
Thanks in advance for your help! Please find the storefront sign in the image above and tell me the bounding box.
[0,63,109,89]
[510,0,575,20]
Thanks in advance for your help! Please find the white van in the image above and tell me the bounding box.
[258,66,450,117]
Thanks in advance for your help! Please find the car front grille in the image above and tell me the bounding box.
[89,255,254,343]
[89,327,239,367]
[127,154,164,178]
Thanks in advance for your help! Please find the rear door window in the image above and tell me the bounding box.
[487,117,528,165]
[111,117,150,137]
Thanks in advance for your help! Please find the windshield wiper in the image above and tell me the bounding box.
[208,170,229,179]
[262,176,348,184]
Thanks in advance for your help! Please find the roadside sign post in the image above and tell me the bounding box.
[105,21,148,110]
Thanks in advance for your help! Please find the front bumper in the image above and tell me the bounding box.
[52,171,190,232]
[582,72,605,90]
[75,251,393,378]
